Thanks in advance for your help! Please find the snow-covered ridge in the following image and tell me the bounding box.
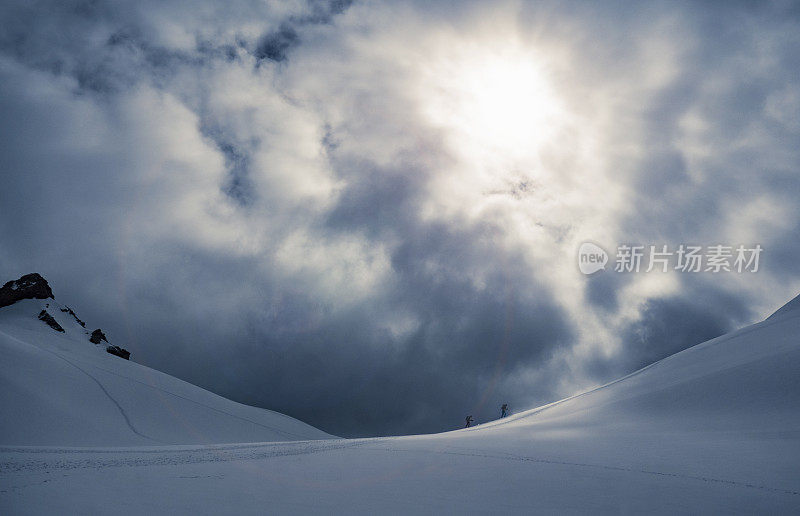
[767,292,800,320]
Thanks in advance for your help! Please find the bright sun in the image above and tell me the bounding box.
[421,45,563,165]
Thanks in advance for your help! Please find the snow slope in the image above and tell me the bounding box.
[2,295,800,514]
[0,299,333,446]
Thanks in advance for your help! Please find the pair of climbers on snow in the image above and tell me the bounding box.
[464,404,509,428]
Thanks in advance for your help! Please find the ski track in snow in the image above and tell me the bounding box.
[77,359,312,441]
[0,328,315,443]
[36,344,166,445]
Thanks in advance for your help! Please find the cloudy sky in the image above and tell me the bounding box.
[1,0,799,437]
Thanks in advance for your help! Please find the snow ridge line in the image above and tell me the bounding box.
[473,309,800,431]
[381,447,800,497]
[467,358,666,431]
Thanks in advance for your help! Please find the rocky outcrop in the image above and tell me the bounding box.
[2,274,132,359]
[38,310,65,332]
[0,273,54,308]
[89,329,108,344]
[106,345,131,360]
[91,329,131,359]
[60,306,86,328]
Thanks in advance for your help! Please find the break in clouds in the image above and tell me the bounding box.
[1,0,799,436]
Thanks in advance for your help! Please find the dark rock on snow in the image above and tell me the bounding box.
[106,345,131,360]
[91,328,131,359]
[89,329,108,344]
[38,310,65,332]
[60,306,86,327]
[0,273,54,308]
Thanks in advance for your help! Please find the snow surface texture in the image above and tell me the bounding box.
[0,299,333,446]
[2,295,800,514]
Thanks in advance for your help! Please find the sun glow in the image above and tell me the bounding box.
[421,45,564,165]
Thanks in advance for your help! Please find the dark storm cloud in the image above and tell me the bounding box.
[584,270,629,314]
[254,0,355,62]
[255,23,299,63]
[1,0,799,437]
[222,265,573,436]
[218,142,255,205]
[581,275,757,383]
[200,124,257,206]
[615,283,755,374]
